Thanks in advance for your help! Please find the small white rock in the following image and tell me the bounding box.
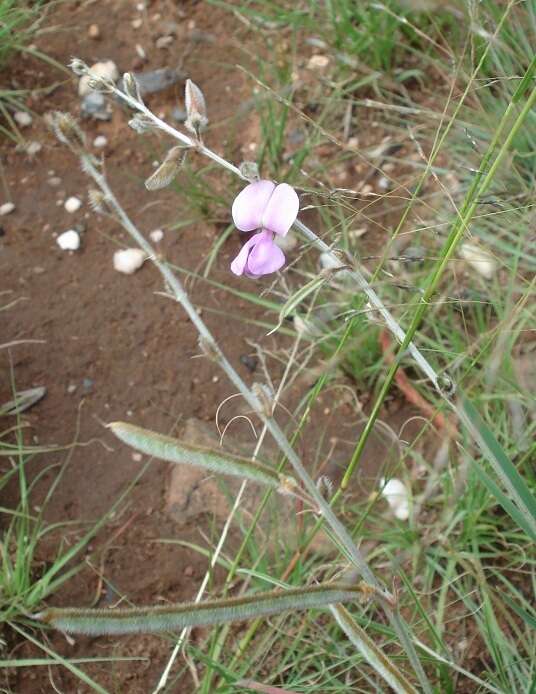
[380,478,410,521]
[307,54,330,70]
[0,202,15,216]
[26,141,42,156]
[14,111,32,127]
[78,60,119,96]
[149,228,164,243]
[132,17,143,29]
[113,248,145,274]
[93,135,108,148]
[64,196,82,213]
[460,242,497,280]
[57,230,81,251]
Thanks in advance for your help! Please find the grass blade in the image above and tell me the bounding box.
[457,395,536,539]
[331,604,418,694]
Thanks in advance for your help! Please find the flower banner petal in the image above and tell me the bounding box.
[261,183,299,236]
[232,180,276,232]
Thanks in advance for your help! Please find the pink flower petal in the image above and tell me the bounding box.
[230,234,260,276]
[246,230,285,276]
[261,183,299,236]
[232,180,276,232]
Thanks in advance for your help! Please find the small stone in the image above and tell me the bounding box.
[171,106,187,122]
[0,202,15,216]
[131,452,142,462]
[25,141,42,156]
[14,111,32,127]
[47,177,61,187]
[67,384,77,394]
[135,44,146,60]
[64,196,82,213]
[155,35,174,49]
[149,229,164,243]
[183,565,194,577]
[113,248,145,274]
[78,60,119,97]
[460,242,497,280]
[81,92,112,121]
[93,135,108,148]
[88,23,100,39]
[82,378,94,392]
[132,17,143,29]
[307,54,330,70]
[239,354,258,373]
[57,230,81,251]
[377,175,391,191]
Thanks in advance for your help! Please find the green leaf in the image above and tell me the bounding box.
[458,396,536,540]
[331,604,418,694]
[37,582,365,636]
[109,421,295,491]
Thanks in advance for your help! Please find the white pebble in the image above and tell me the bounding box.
[26,141,42,156]
[64,196,82,213]
[149,228,164,243]
[57,230,81,251]
[14,111,32,127]
[132,17,143,29]
[78,60,119,96]
[0,202,15,216]
[380,478,410,521]
[460,242,496,280]
[93,135,108,148]
[307,54,330,70]
[113,248,145,274]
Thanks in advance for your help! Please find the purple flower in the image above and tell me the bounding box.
[230,180,299,278]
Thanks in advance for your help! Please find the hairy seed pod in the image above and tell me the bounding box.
[122,72,142,102]
[184,79,208,136]
[144,146,186,191]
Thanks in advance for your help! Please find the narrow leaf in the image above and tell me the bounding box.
[108,421,295,490]
[37,583,364,636]
[1,387,46,416]
[458,395,536,539]
[331,604,418,694]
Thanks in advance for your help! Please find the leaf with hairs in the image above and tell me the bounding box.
[37,583,364,636]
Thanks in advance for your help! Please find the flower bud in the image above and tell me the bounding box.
[122,72,142,102]
[69,58,89,76]
[128,114,154,134]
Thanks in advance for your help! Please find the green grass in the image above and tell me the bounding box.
[11,0,534,690]
[158,1,536,691]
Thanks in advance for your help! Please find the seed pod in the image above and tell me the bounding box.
[144,146,185,191]
[184,79,208,136]
[122,72,143,102]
